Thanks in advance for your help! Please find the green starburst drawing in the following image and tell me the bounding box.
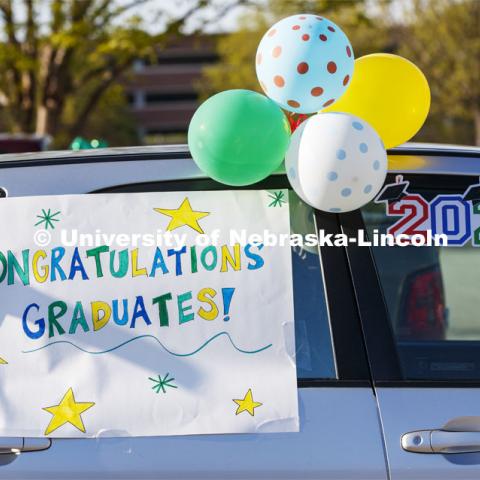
[35,209,61,230]
[149,373,178,394]
[268,191,286,207]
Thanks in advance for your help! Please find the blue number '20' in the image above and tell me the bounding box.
[430,195,471,245]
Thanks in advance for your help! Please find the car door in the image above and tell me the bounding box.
[0,151,388,479]
[343,164,480,479]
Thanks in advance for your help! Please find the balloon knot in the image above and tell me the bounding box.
[287,112,311,132]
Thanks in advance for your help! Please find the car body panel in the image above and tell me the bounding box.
[377,388,480,480]
[0,146,387,478]
[0,389,387,480]
[1,143,480,478]
[0,143,479,200]
[0,158,199,197]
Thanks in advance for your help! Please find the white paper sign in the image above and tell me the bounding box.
[0,190,298,437]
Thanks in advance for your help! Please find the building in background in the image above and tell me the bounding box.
[0,134,49,154]
[125,36,218,145]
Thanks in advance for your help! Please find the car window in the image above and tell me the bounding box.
[100,183,336,380]
[289,191,336,379]
[362,178,480,381]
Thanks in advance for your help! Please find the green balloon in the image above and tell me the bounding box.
[188,89,291,186]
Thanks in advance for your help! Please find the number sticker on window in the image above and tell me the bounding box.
[376,176,479,246]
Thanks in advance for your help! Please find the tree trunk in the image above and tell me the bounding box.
[474,106,480,147]
[35,45,69,137]
[35,104,59,137]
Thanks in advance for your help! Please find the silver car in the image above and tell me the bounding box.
[1,143,480,479]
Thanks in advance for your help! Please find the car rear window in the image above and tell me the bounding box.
[362,177,480,381]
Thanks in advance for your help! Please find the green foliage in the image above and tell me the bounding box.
[0,0,220,147]
[200,0,480,146]
[0,0,160,146]
[400,0,480,145]
[61,84,139,148]
[200,0,390,98]
[199,16,269,97]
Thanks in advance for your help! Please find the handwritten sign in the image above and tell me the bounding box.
[0,190,298,437]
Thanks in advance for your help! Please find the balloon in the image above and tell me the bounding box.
[286,112,387,213]
[188,89,291,186]
[255,14,354,114]
[323,53,430,148]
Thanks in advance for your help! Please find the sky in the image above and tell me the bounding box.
[122,0,410,33]
[145,0,411,32]
[130,0,259,33]
[7,0,254,35]
[7,0,410,38]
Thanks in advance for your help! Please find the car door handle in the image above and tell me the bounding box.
[402,430,480,454]
[0,437,51,454]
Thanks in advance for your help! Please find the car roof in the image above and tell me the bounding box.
[0,142,479,177]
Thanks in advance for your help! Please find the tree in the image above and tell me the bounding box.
[0,0,246,146]
[201,0,480,146]
[400,0,480,145]
[61,84,139,148]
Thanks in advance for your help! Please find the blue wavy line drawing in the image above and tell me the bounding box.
[22,331,272,356]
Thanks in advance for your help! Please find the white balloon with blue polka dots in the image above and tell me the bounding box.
[286,112,387,213]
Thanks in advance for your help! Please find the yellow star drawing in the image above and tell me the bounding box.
[154,198,210,234]
[43,388,95,436]
[233,388,263,416]
[0,356,7,364]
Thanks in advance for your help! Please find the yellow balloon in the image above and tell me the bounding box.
[322,53,430,149]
